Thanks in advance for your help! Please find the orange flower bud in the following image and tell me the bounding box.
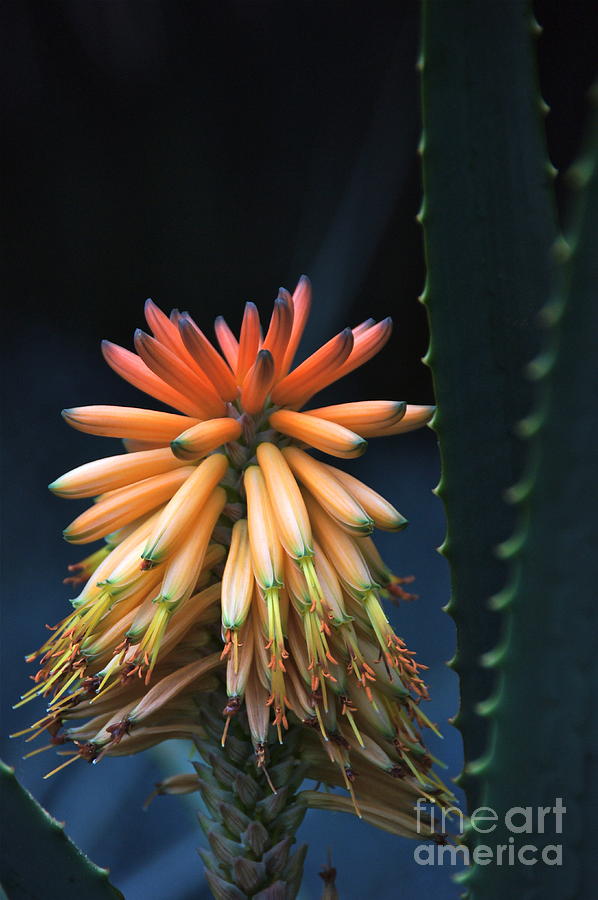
[170,417,242,460]
[270,409,367,459]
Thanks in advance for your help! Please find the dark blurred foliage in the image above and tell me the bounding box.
[1,2,595,898]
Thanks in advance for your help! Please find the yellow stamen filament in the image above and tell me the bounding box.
[44,754,81,779]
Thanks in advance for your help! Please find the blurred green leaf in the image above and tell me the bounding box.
[0,760,123,899]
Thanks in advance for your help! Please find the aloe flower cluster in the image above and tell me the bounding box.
[16,277,451,855]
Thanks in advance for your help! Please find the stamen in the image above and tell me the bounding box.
[255,743,277,794]
[43,753,81,779]
[23,743,55,759]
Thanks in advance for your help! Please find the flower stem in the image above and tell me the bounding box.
[193,692,308,899]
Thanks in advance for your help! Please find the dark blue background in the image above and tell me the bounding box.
[2,2,594,897]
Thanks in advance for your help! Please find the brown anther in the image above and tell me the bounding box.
[140,559,155,571]
[120,662,139,682]
[222,696,242,718]
[344,765,357,782]
[106,718,131,745]
[393,737,409,754]
[255,741,267,769]
[56,693,80,710]
[303,716,319,730]
[75,741,98,763]
[389,764,407,778]
[63,576,85,587]
[330,731,349,749]
[427,788,446,799]
[319,851,337,887]
[46,718,63,738]
[433,832,449,846]
[255,741,277,793]
[82,675,100,695]
[388,577,418,603]
[340,695,357,715]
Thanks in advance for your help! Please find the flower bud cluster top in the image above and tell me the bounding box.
[16,277,451,831]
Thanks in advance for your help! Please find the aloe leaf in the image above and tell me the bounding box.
[459,105,597,897]
[0,760,123,899]
[419,0,559,809]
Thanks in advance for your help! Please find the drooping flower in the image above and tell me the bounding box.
[15,277,452,824]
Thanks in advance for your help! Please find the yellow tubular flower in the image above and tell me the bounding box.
[303,490,376,597]
[221,520,253,633]
[282,446,373,536]
[225,618,254,705]
[326,465,407,532]
[243,466,283,590]
[49,447,191,499]
[18,275,450,838]
[63,468,193,544]
[141,454,228,566]
[256,443,313,560]
[157,487,227,608]
[221,520,253,676]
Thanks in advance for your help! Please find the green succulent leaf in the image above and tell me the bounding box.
[459,104,598,899]
[0,760,123,899]
[420,0,559,809]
